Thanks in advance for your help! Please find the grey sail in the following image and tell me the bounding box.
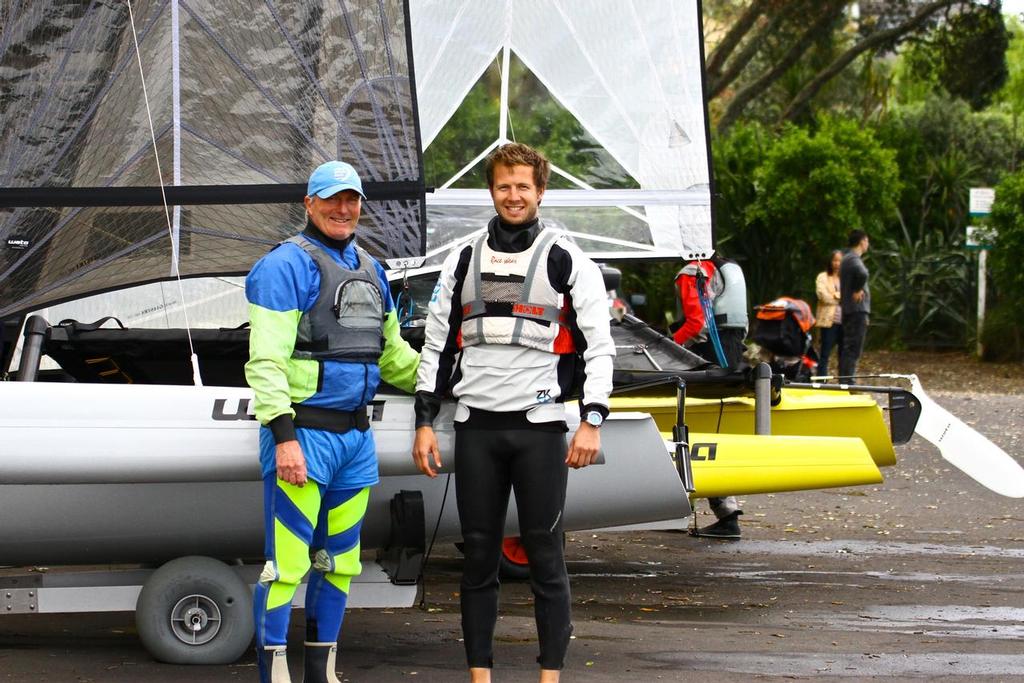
[0,0,425,320]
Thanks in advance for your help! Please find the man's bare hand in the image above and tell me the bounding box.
[853,290,865,303]
[412,426,442,477]
[566,423,600,469]
[276,440,307,486]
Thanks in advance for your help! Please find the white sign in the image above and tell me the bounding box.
[969,187,995,216]
[965,225,997,250]
[385,256,426,270]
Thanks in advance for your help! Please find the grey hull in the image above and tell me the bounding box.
[0,383,689,566]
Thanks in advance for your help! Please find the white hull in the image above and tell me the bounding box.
[0,382,691,566]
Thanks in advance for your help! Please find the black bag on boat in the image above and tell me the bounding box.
[751,297,815,357]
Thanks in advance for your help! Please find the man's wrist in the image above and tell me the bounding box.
[268,414,297,444]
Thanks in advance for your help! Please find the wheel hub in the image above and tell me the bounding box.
[169,594,222,645]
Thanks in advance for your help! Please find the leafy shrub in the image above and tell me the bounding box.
[987,170,1024,322]
[870,225,971,349]
[738,116,900,304]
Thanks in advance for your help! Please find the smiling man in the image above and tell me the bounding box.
[412,143,615,683]
[245,161,419,683]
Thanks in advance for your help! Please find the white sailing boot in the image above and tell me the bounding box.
[257,645,292,683]
[303,642,342,683]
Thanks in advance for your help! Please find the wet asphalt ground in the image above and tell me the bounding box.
[1,390,1022,682]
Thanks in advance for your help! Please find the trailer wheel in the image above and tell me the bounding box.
[136,556,254,664]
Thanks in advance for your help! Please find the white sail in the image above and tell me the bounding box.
[411,0,713,262]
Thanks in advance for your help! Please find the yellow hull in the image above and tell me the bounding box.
[681,431,883,498]
[613,389,896,468]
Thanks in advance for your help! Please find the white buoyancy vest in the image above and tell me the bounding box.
[714,260,748,331]
[459,228,573,353]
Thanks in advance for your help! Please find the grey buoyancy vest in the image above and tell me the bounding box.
[288,235,385,363]
[714,260,748,331]
[459,228,572,352]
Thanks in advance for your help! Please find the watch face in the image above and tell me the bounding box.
[586,411,602,427]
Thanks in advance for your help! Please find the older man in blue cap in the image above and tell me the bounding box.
[245,161,419,682]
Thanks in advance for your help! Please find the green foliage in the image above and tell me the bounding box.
[996,17,1024,118]
[877,93,1013,187]
[423,55,635,191]
[980,302,1024,361]
[869,224,971,349]
[987,170,1024,319]
[734,116,899,304]
[875,92,1016,254]
[618,260,683,334]
[423,66,499,189]
[901,3,1009,111]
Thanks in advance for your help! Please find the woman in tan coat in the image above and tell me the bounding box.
[814,250,843,376]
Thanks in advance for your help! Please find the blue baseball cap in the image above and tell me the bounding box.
[307,161,365,199]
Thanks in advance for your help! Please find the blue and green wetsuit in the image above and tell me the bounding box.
[245,227,418,653]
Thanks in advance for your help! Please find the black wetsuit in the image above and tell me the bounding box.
[414,218,615,670]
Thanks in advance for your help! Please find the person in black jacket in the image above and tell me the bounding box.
[839,229,871,379]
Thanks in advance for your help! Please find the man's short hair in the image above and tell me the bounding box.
[485,143,550,190]
[847,229,868,247]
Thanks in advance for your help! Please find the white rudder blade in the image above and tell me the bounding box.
[911,375,1024,498]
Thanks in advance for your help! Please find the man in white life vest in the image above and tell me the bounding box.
[411,143,615,683]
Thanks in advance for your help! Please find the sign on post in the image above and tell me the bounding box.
[965,225,997,250]
[969,188,995,217]
[968,188,996,357]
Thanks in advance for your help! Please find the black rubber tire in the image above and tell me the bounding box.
[498,551,531,580]
[135,556,254,664]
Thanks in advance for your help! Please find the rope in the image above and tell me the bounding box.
[126,0,203,386]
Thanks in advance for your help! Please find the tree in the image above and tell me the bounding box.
[718,116,900,303]
[703,0,983,132]
[982,170,1024,358]
[902,2,1009,110]
[987,170,1024,316]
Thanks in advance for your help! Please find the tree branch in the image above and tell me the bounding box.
[705,0,772,84]
[709,5,800,100]
[779,0,961,123]
[716,0,847,133]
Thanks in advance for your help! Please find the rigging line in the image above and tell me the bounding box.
[126,0,203,386]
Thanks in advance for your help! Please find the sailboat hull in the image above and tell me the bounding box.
[613,389,897,467]
[0,383,691,566]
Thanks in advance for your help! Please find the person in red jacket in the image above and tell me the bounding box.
[672,255,748,538]
[672,257,748,369]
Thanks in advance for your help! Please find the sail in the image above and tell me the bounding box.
[0,0,425,320]
[411,0,713,263]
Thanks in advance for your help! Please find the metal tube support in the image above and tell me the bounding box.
[16,315,49,382]
[673,379,695,492]
[754,362,772,436]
